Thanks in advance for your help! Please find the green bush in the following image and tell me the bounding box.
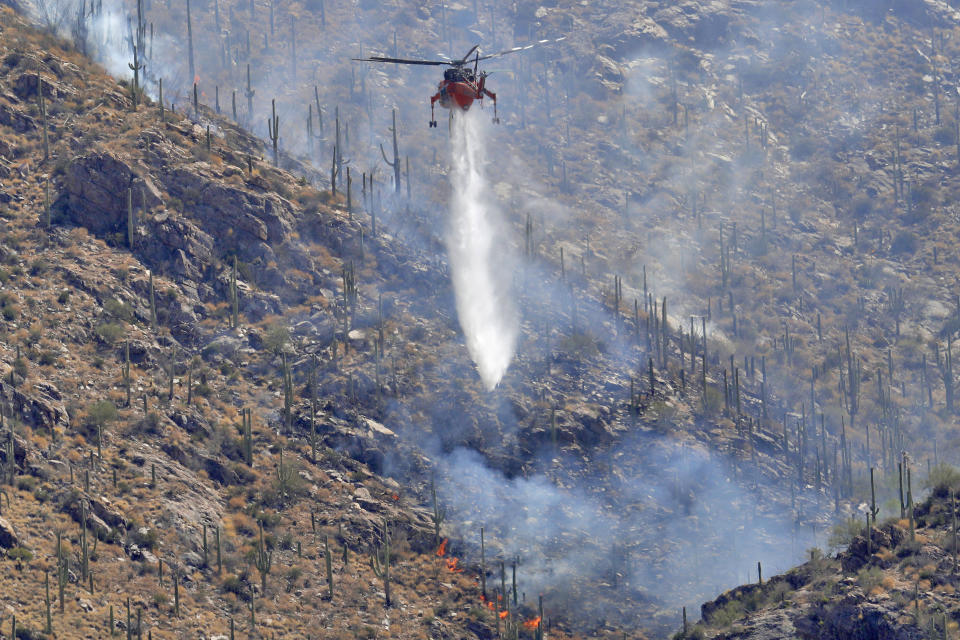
[828,516,865,550]
[86,400,117,428]
[103,298,134,321]
[708,599,744,628]
[925,463,960,492]
[95,322,125,344]
[7,546,33,562]
[131,527,159,550]
[12,356,28,379]
[222,574,251,600]
[262,323,290,353]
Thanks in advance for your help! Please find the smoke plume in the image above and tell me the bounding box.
[446,108,518,390]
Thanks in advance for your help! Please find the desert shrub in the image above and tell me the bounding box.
[925,463,960,493]
[707,599,744,628]
[12,355,28,379]
[95,322,125,344]
[262,322,290,353]
[133,412,163,435]
[86,400,117,428]
[829,516,865,550]
[850,194,873,219]
[222,574,251,600]
[103,298,133,321]
[933,124,956,146]
[890,231,919,254]
[131,527,159,550]
[556,331,599,359]
[857,565,883,592]
[7,546,33,562]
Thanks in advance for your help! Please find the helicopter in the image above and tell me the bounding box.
[353,38,565,128]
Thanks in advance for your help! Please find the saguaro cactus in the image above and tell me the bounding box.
[38,71,49,159]
[289,18,297,79]
[127,188,135,248]
[230,256,239,328]
[380,108,401,194]
[268,99,279,166]
[370,518,392,606]
[324,535,334,600]
[127,0,146,108]
[245,64,255,122]
[430,477,445,547]
[254,522,273,592]
[186,0,195,81]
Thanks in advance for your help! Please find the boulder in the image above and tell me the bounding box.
[0,102,34,132]
[0,516,18,548]
[0,379,69,431]
[57,152,163,235]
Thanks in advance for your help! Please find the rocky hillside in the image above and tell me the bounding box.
[2,0,960,638]
[686,469,960,640]
[0,8,568,639]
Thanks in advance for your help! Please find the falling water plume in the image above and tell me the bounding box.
[446,109,518,390]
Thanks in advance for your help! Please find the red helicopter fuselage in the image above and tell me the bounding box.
[429,67,498,125]
[432,75,490,110]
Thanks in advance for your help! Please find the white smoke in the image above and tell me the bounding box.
[446,109,518,391]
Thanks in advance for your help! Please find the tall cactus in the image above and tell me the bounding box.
[242,408,253,465]
[38,69,49,159]
[186,0,195,82]
[254,522,273,592]
[148,270,157,329]
[245,64,255,123]
[192,82,199,120]
[127,188,135,249]
[942,338,955,412]
[268,98,279,166]
[324,535,334,600]
[127,0,146,108]
[289,18,296,80]
[230,256,239,329]
[370,518,392,606]
[430,476,445,547]
[314,86,324,138]
[380,108,401,194]
[44,178,50,228]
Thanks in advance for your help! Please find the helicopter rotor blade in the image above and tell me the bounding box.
[476,36,566,62]
[454,44,480,66]
[352,56,452,66]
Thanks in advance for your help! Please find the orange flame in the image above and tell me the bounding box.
[486,600,496,611]
[446,557,463,573]
[523,617,541,630]
[391,493,399,501]
[499,610,509,619]
[436,538,448,557]
[193,75,200,86]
